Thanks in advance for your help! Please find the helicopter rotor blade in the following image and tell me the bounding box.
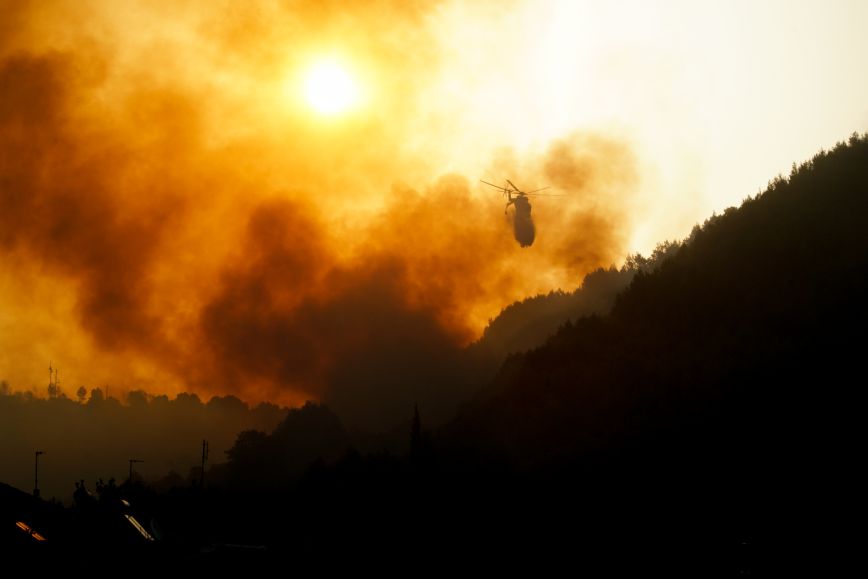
[482,178,558,197]
[480,179,507,191]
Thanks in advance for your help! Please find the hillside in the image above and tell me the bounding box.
[428,135,867,569]
[452,134,868,458]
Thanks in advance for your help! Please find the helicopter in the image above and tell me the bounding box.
[480,179,560,248]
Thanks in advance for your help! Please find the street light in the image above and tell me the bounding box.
[128,459,144,484]
[34,451,44,497]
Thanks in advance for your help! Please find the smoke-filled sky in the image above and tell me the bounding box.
[2,0,866,423]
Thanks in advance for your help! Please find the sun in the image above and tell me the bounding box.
[303,61,359,115]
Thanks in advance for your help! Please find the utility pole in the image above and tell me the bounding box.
[200,440,209,488]
[34,450,44,497]
[128,459,144,485]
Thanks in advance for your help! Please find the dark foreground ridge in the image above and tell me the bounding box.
[3,134,866,572]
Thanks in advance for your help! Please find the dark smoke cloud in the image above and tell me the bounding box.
[0,51,181,355]
[197,195,487,427]
[193,166,633,427]
[0,2,640,430]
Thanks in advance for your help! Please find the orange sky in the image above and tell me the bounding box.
[2,0,866,412]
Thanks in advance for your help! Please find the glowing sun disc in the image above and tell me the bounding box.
[304,62,358,115]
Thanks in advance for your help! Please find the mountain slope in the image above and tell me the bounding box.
[472,241,681,362]
[448,134,868,476]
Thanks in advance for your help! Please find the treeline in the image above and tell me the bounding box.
[471,239,681,362]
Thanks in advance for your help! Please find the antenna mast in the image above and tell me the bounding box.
[47,363,60,398]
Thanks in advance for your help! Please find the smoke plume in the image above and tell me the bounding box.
[0,1,639,428]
